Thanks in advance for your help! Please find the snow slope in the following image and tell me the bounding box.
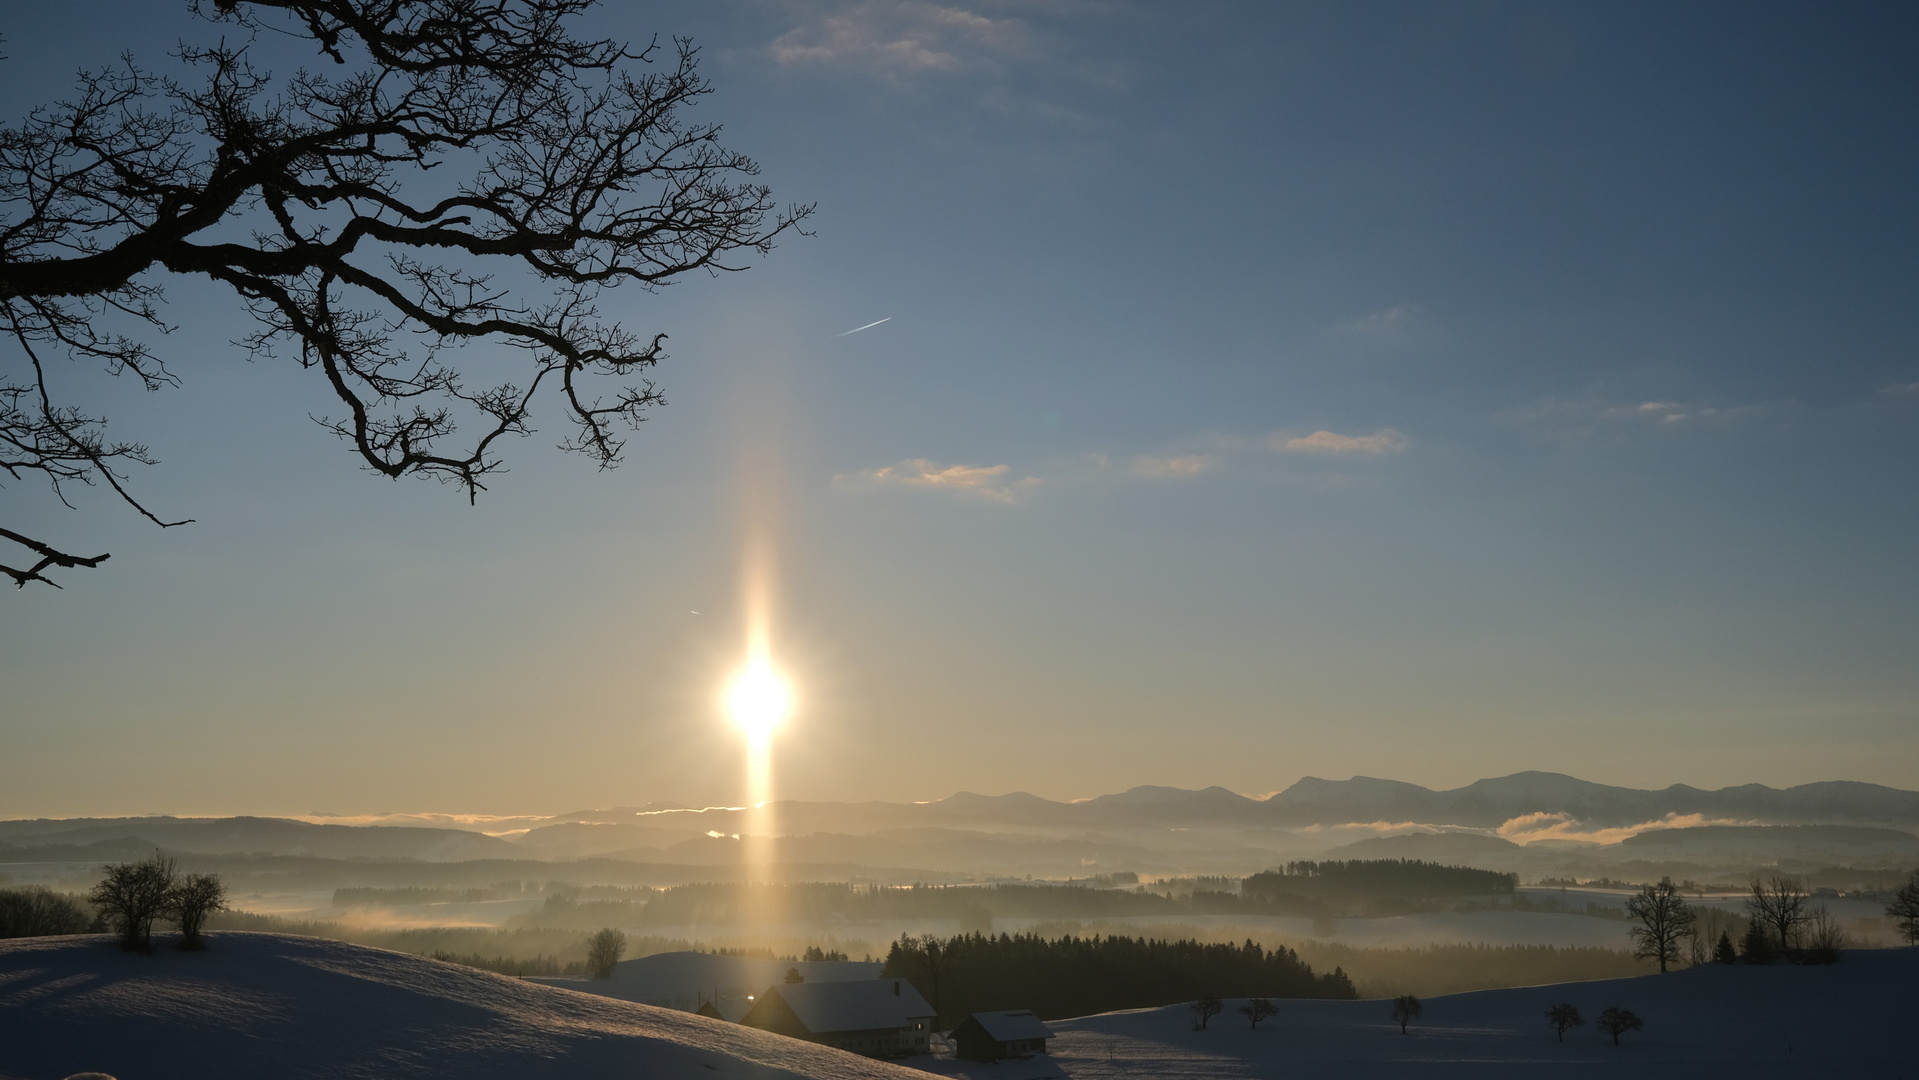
[0,934,924,1080]
[4,934,1911,1080]
[936,947,1916,1079]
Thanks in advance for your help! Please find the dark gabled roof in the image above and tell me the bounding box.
[956,1010,1054,1042]
[754,979,934,1035]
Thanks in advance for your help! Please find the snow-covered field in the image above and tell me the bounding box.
[2,933,1911,1079]
[0,933,923,1080]
[919,948,1918,1080]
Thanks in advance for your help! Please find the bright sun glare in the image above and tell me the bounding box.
[726,657,792,741]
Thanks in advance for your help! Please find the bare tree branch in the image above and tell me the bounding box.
[2,1,810,586]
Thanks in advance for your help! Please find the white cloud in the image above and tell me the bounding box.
[1275,429,1409,455]
[837,457,1041,502]
[770,1,1025,75]
[1880,381,1919,398]
[1130,453,1219,478]
[1495,811,1753,847]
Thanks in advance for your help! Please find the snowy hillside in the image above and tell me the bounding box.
[0,934,924,1080]
[919,947,1918,1079]
[4,933,1912,1079]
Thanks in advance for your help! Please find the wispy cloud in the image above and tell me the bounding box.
[1275,429,1409,455]
[1130,453,1220,478]
[1504,396,1767,440]
[837,458,1041,502]
[1880,381,1919,399]
[1596,400,1762,425]
[1495,811,1752,847]
[1331,305,1423,337]
[770,1,1025,75]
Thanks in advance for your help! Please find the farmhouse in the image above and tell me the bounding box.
[739,978,937,1058]
[950,1010,1055,1061]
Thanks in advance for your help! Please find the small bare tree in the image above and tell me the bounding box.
[1802,906,1846,964]
[1746,876,1807,955]
[167,873,227,950]
[1625,877,1695,973]
[88,852,176,952]
[586,927,625,978]
[1391,995,1422,1034]
[1887,871,1919,945]
[1237,997,1277,1030]
[1596,1006,1642,1046]
[1544,1003,1582,1042]
[1190,995,1223,1030]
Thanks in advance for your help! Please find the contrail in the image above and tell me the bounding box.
[838,316,892,337]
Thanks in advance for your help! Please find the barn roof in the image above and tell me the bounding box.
[959,1010,1054,1042]
[761,979,934,1035]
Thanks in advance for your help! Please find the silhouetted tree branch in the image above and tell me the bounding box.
[1625,877,1695,973]
[1236,997,1276,1030]
[1544,1002,1581,1042]
[1745,875,1807,956]
[1390,994,1421,1035]
[1596,1006,1641,1046]
[1887,871,1919,946]
[1,1,810,586]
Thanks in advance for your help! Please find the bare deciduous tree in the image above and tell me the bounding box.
[1745,876,1807,956]
[910,933,957,1024]
[1596,1006,1642,1046]
[586,926,625,978]
[1391,994,1421,1035]
[1625,877,1695,973]
[89,852,176,952]
[0,886,95,937]
[1237,997,1276,1030]
[1,0,809,588]
[167,872,227,950]
[1544,1002,1582,1042]
[1888,871,1919,946]
[1190,995,1223,1030]
[1802,905,1846,964]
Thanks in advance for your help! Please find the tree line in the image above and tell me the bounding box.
[0,852,226,952]
[882,932,1356,1025]
[513,862,1528,930]
[1244,860,1517,903]
[1621,869,1919,970]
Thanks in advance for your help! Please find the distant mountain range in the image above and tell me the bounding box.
[3,773,1914,871]
[793,772,1919,830]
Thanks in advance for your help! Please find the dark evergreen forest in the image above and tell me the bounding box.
[882,932,1356,1023]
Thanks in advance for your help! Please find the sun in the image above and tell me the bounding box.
[726,656,792,742]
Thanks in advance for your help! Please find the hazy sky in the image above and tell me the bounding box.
[4,1,1917,817]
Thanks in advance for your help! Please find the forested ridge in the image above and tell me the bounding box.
[883,932,1356,1023]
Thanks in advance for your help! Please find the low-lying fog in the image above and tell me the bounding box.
[6,773,1915,997]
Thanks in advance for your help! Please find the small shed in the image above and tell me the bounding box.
[950,1010,1055,1061]
[739,978,936,1058]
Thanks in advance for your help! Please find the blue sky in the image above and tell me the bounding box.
[3,1,1916,816]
